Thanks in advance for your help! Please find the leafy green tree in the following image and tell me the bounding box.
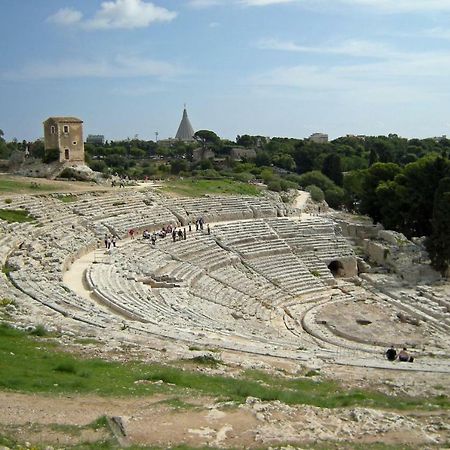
[298,171,336,192]
[322,153,343,186]
[236,134,256,148]
[394,155,450,237]
[294,143,319,174]
[255,151,271,167]
[325,187,345,209]
[368,147,379,166]
[170,159,188,175]
[427,177,450,274]
[273,153,296,171]
[359,163,401,224]
[194,130,220,149]
[260,168,276,184]
[306,185,325,202]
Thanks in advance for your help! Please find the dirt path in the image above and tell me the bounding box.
[0,391,448,448]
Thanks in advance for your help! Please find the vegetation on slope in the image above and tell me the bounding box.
[161,178,262,197]
[0,208,35,223]
[0,323,448,411]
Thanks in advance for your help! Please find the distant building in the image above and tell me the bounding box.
[309,133,329,144]
[230,147,257,160]
[192,148,215,162]
[43,117,84,164]
[86,134,105,145]
[433,135,447,142]
[175,107,195,142]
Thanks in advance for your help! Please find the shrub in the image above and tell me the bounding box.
[267,180,282,192]
[299,171,336,192]
[280,179,298,191]
[4,199,12,204]
[42,148,60,164]
[233,172,254,183]
[29,324,48,336]
[190,355,222,367]
[54,361,77,374]
[325,187,345,209]
[306,185,325,202]
[89,160,107,173]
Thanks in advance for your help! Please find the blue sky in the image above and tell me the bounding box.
[1,0,450,141]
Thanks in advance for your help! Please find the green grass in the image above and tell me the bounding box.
[0,323,448,411]
[156,397,201,410]
[0,177,63,194]
[55,194,79,203]
[161,178,262,197]
[185,354,223,367]
[0,208,35,223]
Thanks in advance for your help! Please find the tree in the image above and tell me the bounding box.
[325,187,345,209]
[359,162,401,224]
[427,177,450,275]
[298,171,336,192]
[255,151,271,167]
[170,159,188,175]
[236,134,256,148]
[194,130,220,149]
[0,129,4,142]
[305,185,325,202]
[322,153,343,186]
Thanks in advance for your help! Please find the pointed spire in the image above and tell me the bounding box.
[175,106,195,141]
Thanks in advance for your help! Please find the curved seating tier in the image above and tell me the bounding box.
[1,189,447,367]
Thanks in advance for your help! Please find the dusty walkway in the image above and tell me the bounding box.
[0,391,448,448]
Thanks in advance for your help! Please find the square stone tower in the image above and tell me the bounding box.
[43,117,85,164]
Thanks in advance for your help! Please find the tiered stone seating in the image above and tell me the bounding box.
[71,192,178,237]
[166,196,284,225]
[266,217,353,280]
[246,254,326,297]
[212,219,327,297]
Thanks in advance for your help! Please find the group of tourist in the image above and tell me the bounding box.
[104,234,118,249]
[385,345,414,363]
[135,218,211,247]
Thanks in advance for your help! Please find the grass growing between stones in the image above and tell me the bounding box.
[161,178,262,197]
[55,193,79,203]
[0,208,35,223]
[0,323,448,411]
[0,177,62,194]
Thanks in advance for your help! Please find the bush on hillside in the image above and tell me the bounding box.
[306,185,325,202]
[325,187,345,209]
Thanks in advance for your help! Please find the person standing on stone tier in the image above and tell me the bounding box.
[183,228,187,240]
[172,229,176,242]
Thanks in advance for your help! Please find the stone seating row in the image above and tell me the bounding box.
[246,254,325,297]
[9,271,112,328]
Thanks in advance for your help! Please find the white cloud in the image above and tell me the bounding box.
[251,49,450,98]
[239,0,294,5]
[422,27,450,40]
[336,0,450,13]
[188,0,222,8]
[2,55,184,80]
[189,0,450,12]
[47,0,176,30]
[47,8,83,25]
[256,38,397,58]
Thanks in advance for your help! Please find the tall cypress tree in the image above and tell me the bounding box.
[427,177,450,275]
[322,153,343,186]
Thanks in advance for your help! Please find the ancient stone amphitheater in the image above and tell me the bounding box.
[2,187,449,373]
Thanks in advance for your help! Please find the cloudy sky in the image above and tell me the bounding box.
[2,0,450,141]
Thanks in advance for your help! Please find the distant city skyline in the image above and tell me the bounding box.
[1,0,450,141]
